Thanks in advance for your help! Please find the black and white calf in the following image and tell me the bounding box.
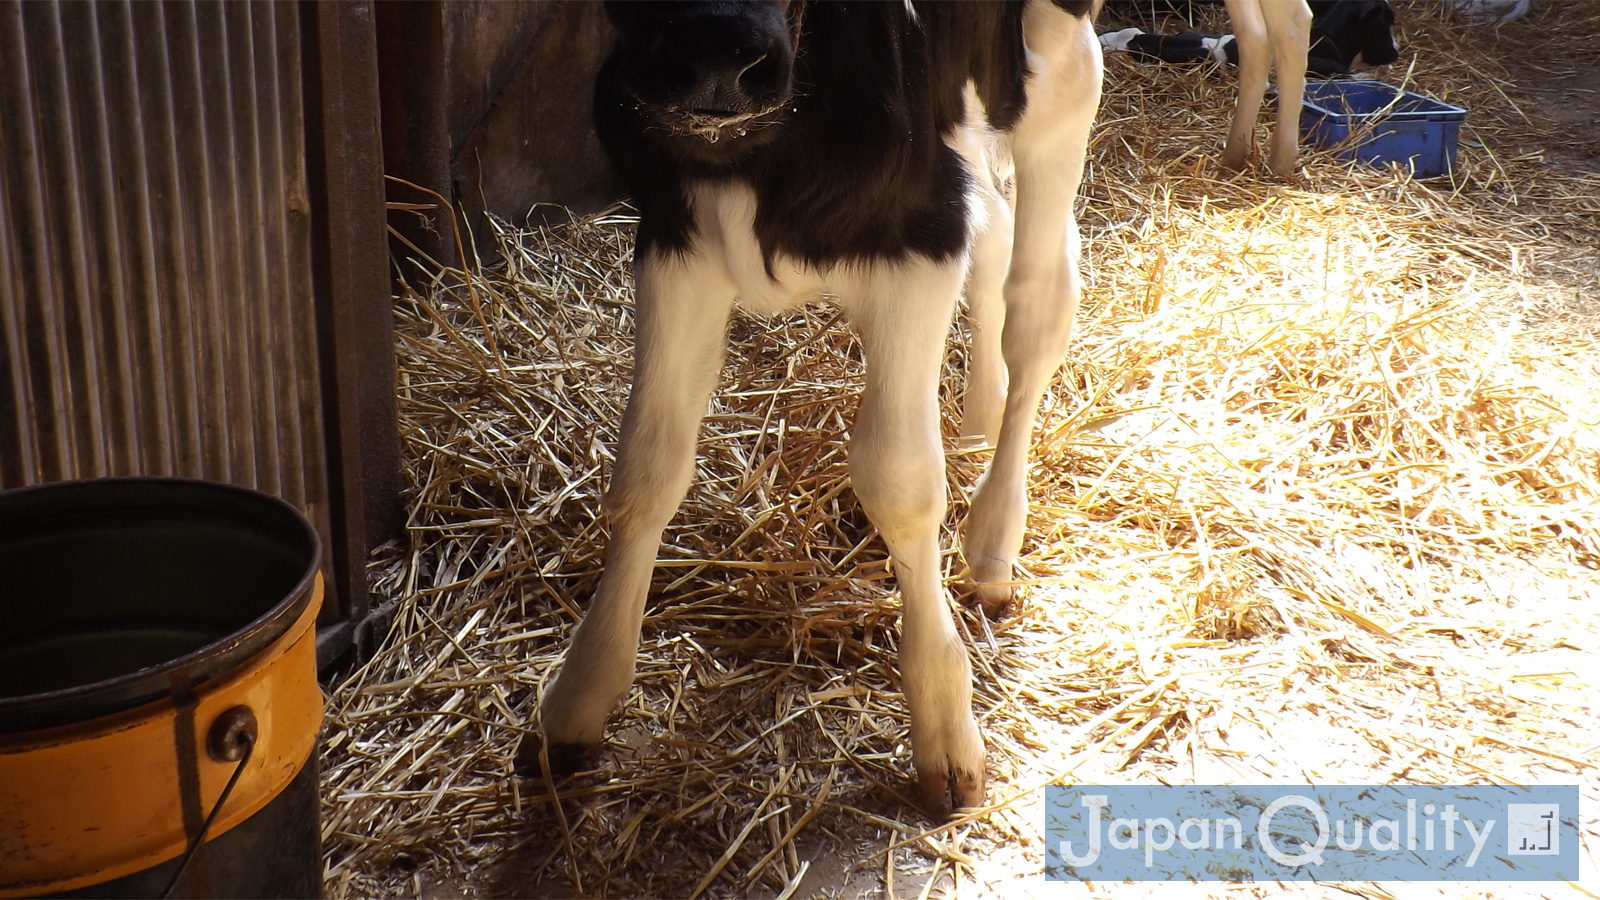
[521,0,1103,815]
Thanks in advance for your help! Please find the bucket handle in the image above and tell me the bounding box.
[159,706,258,899]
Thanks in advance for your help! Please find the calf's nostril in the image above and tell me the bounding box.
[737,53,777,92]
[737,52,768,78]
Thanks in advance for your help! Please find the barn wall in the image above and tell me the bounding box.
[0,0,399,660]
[0,1,325,508]
[446,0,554,159]
[445,0,621,233]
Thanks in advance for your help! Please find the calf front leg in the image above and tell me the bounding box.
[1221,0,1271,172]
[523,248,734,773]
[964,1,1101,613]
[1262,0,1312,176]
[844,258,984,816]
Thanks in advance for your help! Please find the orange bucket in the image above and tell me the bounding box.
[0,479,323,898]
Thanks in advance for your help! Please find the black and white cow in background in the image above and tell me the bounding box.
[518,0,1103,816]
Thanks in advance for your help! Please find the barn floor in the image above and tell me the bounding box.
[321,3,1599,898]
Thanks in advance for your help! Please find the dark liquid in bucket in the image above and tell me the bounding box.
[0,627,217,697]
[0,512,308,710]
[0,478,324,899]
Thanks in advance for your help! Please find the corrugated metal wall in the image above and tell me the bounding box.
[0,2,330,547]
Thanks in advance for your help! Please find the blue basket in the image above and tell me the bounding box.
[1299,80,1467,179]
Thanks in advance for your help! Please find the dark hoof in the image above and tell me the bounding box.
[967,582,1015,619]
[917,764,986,820]
[514,733,599,780]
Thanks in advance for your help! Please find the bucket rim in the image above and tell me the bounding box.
[1300,80,1467,121]
[0,476,323,733]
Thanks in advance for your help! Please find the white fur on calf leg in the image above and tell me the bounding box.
[1262,0,1311,176]
[1222,0,1271,172]
[531,249,734,768]
[959,191,1012,449]
[842,258,985,815]
[964,1,1101,613]
[951,101,1015,449]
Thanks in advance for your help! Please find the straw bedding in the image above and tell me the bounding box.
[322,3,1599,897]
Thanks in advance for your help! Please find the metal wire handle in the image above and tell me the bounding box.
[159,707,258,899]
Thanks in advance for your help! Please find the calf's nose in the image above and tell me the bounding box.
[688,51,774,114]
[651,18,785,114]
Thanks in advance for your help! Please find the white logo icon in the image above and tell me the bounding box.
[1506,804,1560,856]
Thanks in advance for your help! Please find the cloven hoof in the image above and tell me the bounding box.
[514,733,600,781]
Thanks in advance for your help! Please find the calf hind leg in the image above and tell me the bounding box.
[953,114,1015,449]
[963,2,1102,613]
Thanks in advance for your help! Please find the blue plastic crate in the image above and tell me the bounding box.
[1299,80,1467,179]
